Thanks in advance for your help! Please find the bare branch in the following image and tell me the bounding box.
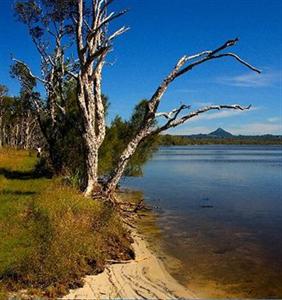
[152,104,251,134]
[100,0,115,14]
[210,38,239,55]
[144,38,260,120]
[83,18,92,32]
[100,9,128,28]
[184,50,213,61]
[108,26,130,41]
[76,0,85,63]
[212,53,261,73]
[175,38,261,78]
[87,9,128,42]
[155,104,191,119]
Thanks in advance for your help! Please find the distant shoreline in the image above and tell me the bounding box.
[159,135,282,146]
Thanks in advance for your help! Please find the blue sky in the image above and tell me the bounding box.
[0,0,281,135]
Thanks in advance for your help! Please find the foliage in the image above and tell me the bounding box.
[0,148,133,298]
[99,100,159,178]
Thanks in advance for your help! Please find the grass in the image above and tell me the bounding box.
[0,148,133,298]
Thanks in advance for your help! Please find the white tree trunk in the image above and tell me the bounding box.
[84,144,99,197]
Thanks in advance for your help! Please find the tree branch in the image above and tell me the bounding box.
[87,9,128,42]
[155,104,191,119]
[12,58,47,84]
[175,39,261,78]
[212,53,261,73]
[76,0,85,63]
[152,104,251,134]
[108,26,130,41]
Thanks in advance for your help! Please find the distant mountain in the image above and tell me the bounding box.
[208,128,233,138]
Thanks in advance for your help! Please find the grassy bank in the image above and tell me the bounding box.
[0,148,133,298]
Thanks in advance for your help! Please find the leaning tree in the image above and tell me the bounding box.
[69,0,260,198]
[104,38,260,194]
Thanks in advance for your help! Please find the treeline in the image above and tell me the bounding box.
[159,134,282,145]
[0,85,42,149]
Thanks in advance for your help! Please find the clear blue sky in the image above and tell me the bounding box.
[0,0,281,135]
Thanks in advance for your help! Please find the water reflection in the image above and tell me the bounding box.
[124,145,282,298]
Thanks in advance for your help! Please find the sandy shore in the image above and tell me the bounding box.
[63,229,196,299]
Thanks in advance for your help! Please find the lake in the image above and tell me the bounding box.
[124,145,282,298]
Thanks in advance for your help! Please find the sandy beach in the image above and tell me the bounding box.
[63,229,196,299]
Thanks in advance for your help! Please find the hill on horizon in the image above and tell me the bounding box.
[208,128,233,138]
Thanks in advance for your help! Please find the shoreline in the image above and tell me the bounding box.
[63,228,196,299]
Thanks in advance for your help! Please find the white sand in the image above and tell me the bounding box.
[63,230,196,299]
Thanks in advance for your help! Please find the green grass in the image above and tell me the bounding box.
[0,148,133,298]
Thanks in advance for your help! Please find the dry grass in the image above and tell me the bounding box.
[0,148,133,298]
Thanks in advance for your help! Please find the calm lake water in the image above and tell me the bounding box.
[124,145,282,298]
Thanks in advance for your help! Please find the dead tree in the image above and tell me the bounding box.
[104,38,261,195]
[73,0,129,196]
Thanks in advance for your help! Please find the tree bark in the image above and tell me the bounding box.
[84,144,99,196]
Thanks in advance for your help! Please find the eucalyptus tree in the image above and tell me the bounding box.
[12,0,76,171]
[70,0,129,195]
